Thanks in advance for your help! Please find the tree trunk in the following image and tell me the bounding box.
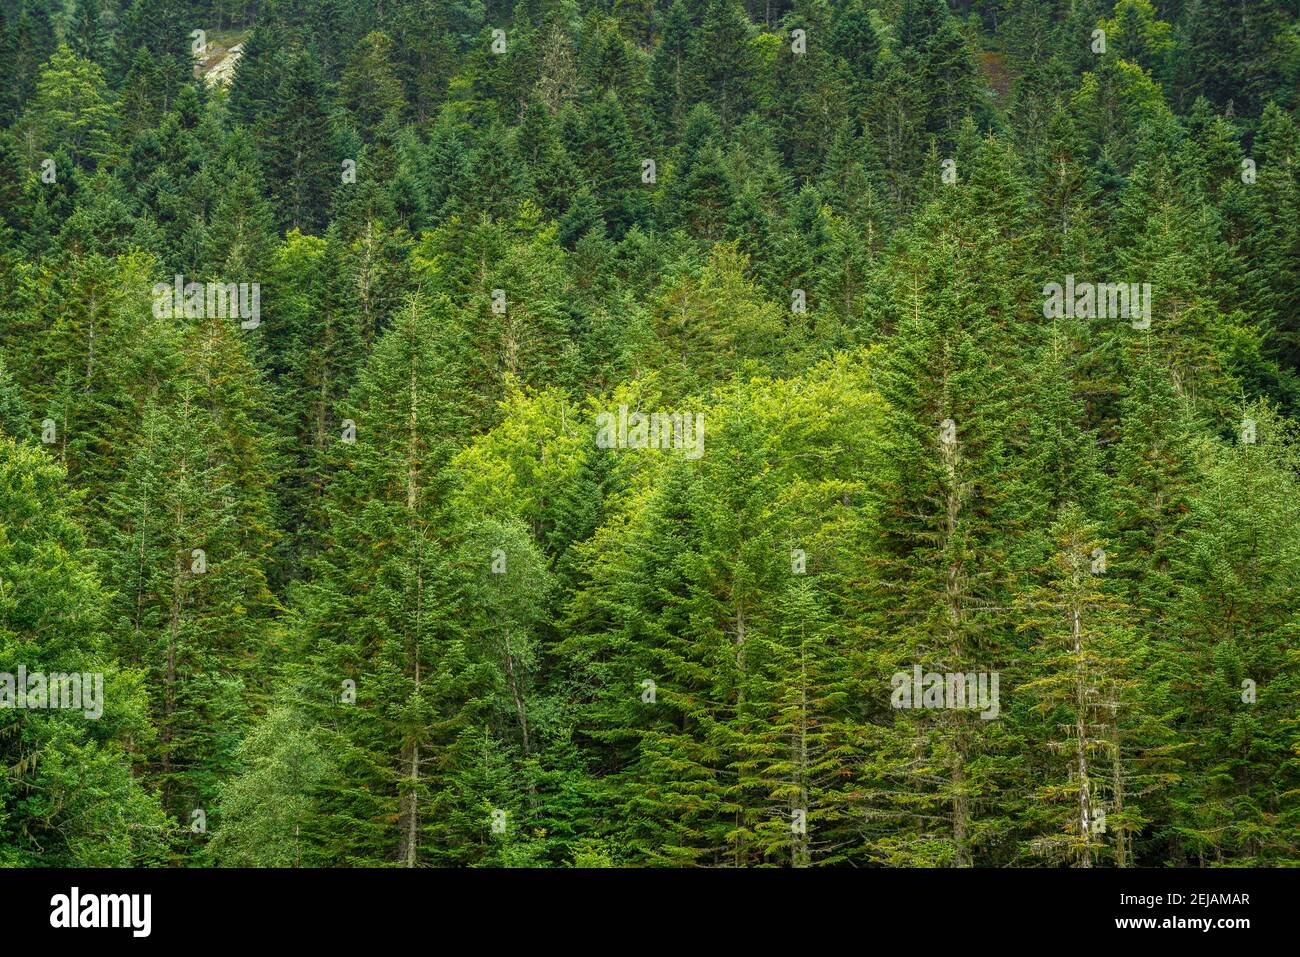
[792,641,811,868]
[1073,603,1094,868]
[398,349,422,867]
[942,431,971,867]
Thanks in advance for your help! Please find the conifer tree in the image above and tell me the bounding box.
[98,319,280,827]
[686,0,757,130]
[288,294,487,866]
[1159,404,1300,864]
[262,48,337,234]
[0,438,171,866]
[1015,506,1170,867]
[649,0,695,139]
[862,188,1030,867]
[26,44,117,171]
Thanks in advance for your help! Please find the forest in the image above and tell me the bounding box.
[0,0,1298,869]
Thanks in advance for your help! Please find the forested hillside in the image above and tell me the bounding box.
[1,0,1298,868]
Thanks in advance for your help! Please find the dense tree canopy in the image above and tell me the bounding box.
[0,0,1298,867]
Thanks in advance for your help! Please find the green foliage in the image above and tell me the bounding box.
[26,44,116,171]
[1,0,1298,870]
[0,438,170,865]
